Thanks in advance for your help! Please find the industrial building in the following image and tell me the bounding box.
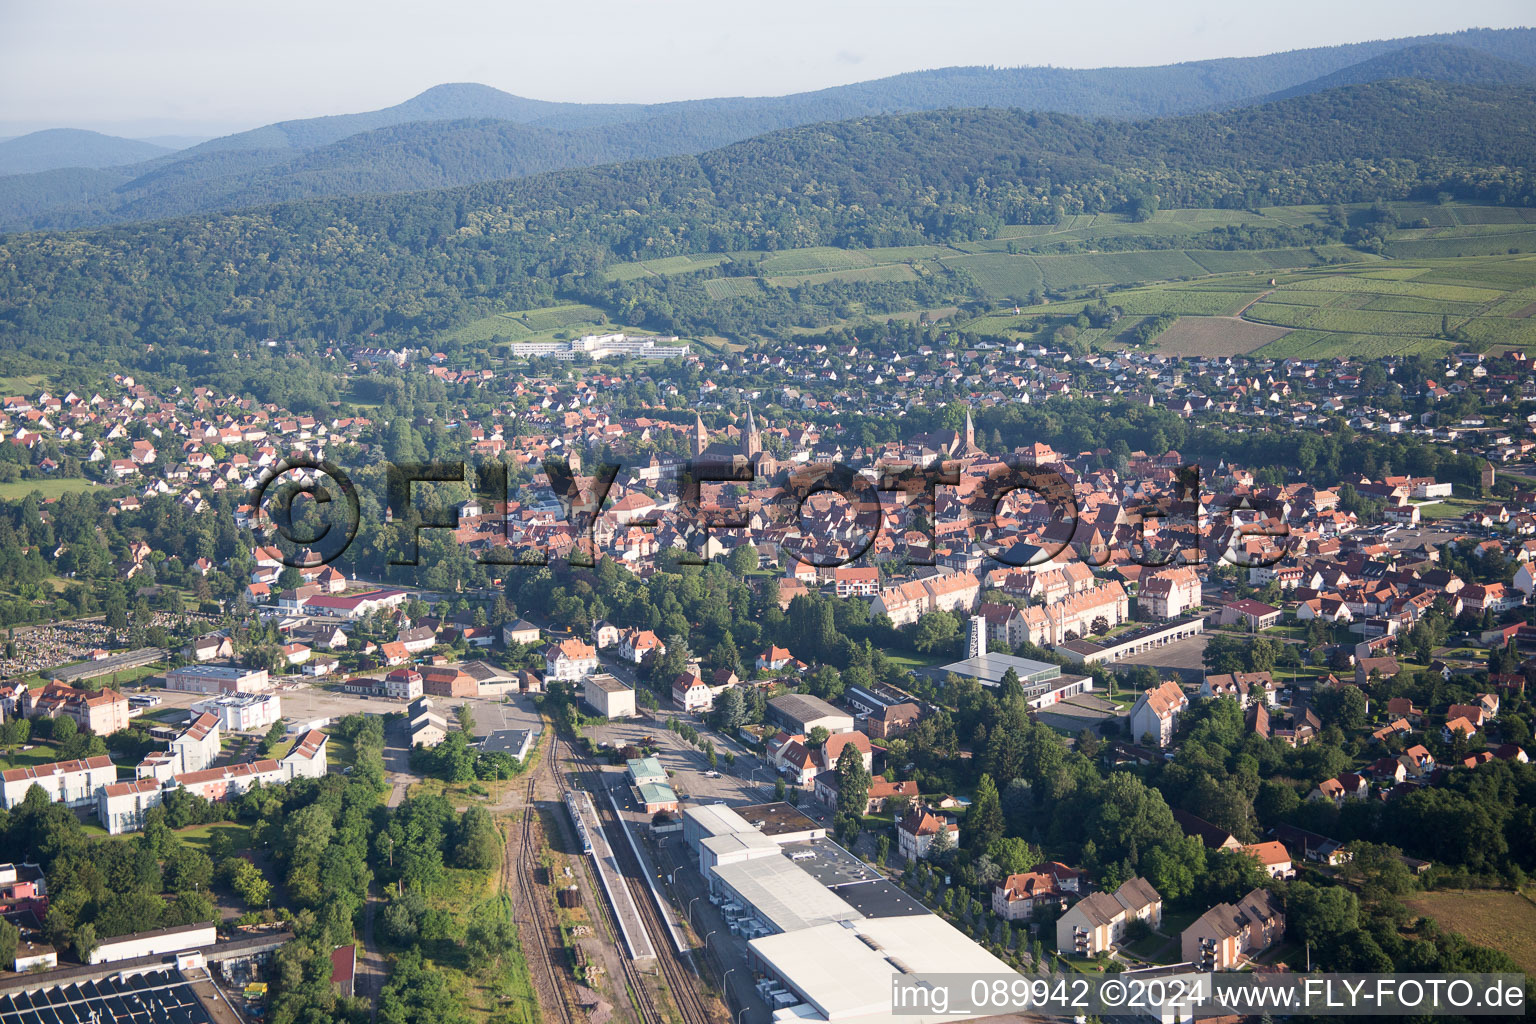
[935,652,1094,709]
[0,968,218,1024]
[680,803,1011,1024]
[480,727,537,762]
[582,673,636,718]
[165,663,270,695]
[767,693,854,735]
[750,914,1013,1022]
[87,921,217,964]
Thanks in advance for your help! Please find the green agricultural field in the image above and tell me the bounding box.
[1402,890,1536,974]
[1113,288,1261,317]
[440,312,534,345]
[943,252,1045,297]
[0,477,101,499]
[704,276,767,300]
[756,247,881,275]
[514,303,608,331]
[0,374,48,395]
[767,263,919,288]
[1240,254,1536,357]
[600,252,731,282]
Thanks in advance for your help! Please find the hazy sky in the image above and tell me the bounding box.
[2,0,1532,138]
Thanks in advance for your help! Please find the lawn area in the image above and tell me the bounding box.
[0,477,101,499]
[102,820,254,850]
[1155,905,1203,939]
[1402,889,1536,973]
[1122,931,1178,963]
[325,732,356,770]
[1415,497,1483,519]
[884,650,948,672]
[178,821,254,852]
[0,742,65,770]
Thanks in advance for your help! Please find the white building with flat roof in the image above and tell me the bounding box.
[750,914,1014,1023]
[582,673,636,718]
[708,856,864,935]
[166,664,270,695]
[87,922,217,965]
[191,692,282,732]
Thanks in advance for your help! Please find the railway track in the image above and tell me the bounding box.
[559,749,716,1024]
[510,766,578,1024]
[544,738,665,1024]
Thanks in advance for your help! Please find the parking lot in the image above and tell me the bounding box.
[1111,632,1208,679]
[586,716,780,811]
[136,677,543,741]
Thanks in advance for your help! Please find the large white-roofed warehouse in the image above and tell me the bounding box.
[678,803,1018,1024]
[750,914,1014,1022]
[709,856,863,936]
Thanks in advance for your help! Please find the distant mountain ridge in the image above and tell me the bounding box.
[0,129,173,176]
[1256,41,1536,103]
[3,26,1534,232]
[2,78,1534,371]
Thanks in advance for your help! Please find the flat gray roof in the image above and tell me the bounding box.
[701,831,779,858]
[682,803,754,838]
[734,801,823,837]
[47,647,166,682]
[750,915,1014,1024]
[709,856,863,934]
[586,673,630,693]
[936,652,1061,686]
[768,692,851,726]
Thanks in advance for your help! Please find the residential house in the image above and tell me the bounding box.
[1240,841,1295,880]
[992,871,1067,922]
[1130,680,1188,748]
[1055,877,1163,955]
[545,637,599,681]
[864,701,921,739]
[897,807,959,862]
[1181,888,1285,971]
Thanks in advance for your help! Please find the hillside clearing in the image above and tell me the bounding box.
[1143,315,1291,356]
[1401,889,1536,973]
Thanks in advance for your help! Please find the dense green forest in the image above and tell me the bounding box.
[3,30,1535,230]
[3,78,1535,380]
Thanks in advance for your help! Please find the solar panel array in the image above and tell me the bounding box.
[0,970,213,1024]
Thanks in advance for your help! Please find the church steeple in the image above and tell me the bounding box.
[742,404,762,458]
[964,407,975,450]
[691,413,709,458]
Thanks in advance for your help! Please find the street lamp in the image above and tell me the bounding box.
[688,896,701,926]
[704,930,718,955]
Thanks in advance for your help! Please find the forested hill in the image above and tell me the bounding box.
[0,129,174,176]
[1,79,1533,376]
[3,27,1535,232]
[1255,42,1536,103]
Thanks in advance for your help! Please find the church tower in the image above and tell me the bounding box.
[691,413,709,459]
[964,407,976,452]
[742,404,762,458]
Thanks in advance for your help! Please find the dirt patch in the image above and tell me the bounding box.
[1510,300,1536,318]
[1402,889,1536,973]
[1150,315,1291,356]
